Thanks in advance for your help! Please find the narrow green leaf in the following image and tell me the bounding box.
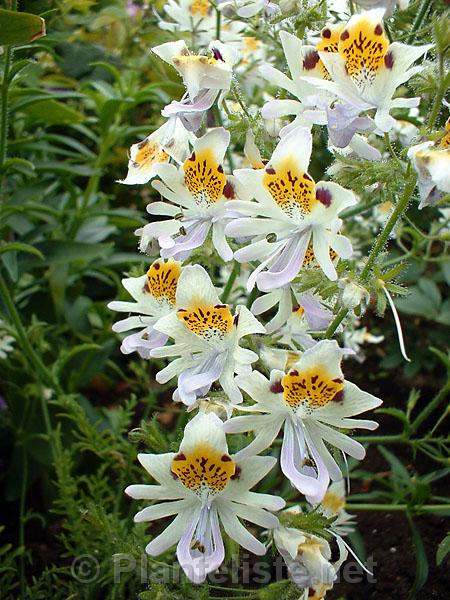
[407,515,429,598]
[436,533,450,566]
[0,9,45,45]
[0,242,43,259]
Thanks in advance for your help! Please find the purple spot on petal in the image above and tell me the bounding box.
[212,47,224,61]
[316,187,332,207]
[270,380,284,394]
[340,30,349,41]
[223,180,235,199]
[265,167,276,175]
[384,52,394,69]
[303,50,320,71]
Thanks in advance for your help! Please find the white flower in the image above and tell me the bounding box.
[260,26,346,134]
[343,324,384,362]
[151,265,266,406]
[408,139,450,208]
[152,40,239,129]
[118,117,193,185]
[0,319,14,360]
[224,339,382,503]
[225,126,356,289]
[273,505,348,590]
[108,259,182,359]
[139,128,234,262]
[157,0,245,48]
[339,279,370,309]
[221,0,279,18]
[317,480,355,537]
[306,9,432,132]
[251,286,333,342]
[126,411,284,583]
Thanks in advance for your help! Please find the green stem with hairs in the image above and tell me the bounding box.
[326,173,417,339]
[410,382,450,435]
[406,0,433,44]
[222,262,240,303]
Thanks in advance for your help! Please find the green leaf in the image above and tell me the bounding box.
[436,533,450,566]
[0,9,45,45]
[408,515,429,598]
[0,242,43,259]
[19,241,112,268]
[0,157,35,177]
[21,99,85,125]
[376,407,409,427]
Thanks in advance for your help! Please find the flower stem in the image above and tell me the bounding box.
[324,307,348,339]
[406,0,433,44]
[0,46,12,171]
[346,503,450,513]
[222,262,240,303]
[360,172,417,282]
[410,382,450,435]
[0,273,62,394]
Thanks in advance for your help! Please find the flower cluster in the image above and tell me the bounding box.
[109,0,443,594]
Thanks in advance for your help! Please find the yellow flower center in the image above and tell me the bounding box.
[146,260,181,304]
[321,490,345,514]
[184,148,227,205]
[263,158,317,218]
[303,241,338,267]
[338,18,390,88]
[439,118,450,149]
[244,36,260,53]
[171,445,235,494]
[315,25,344,79]
[281,367,344,409]
[134,139,168,169]
[190,0,210,16]
[177,304,234,340]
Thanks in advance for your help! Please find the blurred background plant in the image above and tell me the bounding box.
[0,1,449,599]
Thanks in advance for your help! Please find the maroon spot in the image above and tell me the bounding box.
[332,377,343,383]
[153,262,160,270]
[218,164,224,173]
[384,51,394,69]
[221,455,232,462]
[265,167,276,175]
[174,453,186,461]
[331,390,344,403]
[231,466,241,480]
[142,282,150,293]
[289,370,299,376]
[292,305,300,312]
[303,50,320,71]
[316,187,332,207]
[262,159,269,165]
[303,173,312,181]
[322,28,331,39]
[233,313,239,326]
[189,152,196,161]
[340,30,349,41]
[137,140,147,149]
[374,24,383,35]
[212,47,224,61]
[215,304,227,308]
[270,380,284,394]
[223,180,235,199]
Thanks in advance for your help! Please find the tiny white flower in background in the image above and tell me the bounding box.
[140,127,234,262]
[108,259,182,358]
[225,126,356,289]
[354,0,409,16]
[151,265,265,406]
[126,411,284,583]
[224,339,381,503]
[408,135,450,208]
[0,320,14,360]
[306,9,432,132]
[316,480,355,537]
[157,0,245,48]
[221,0,279,18]
[273,505,348,590]
[343,324,384,363]
[118,117,193,185]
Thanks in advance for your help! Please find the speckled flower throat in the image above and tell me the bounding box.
[263,157,318,219]
[281,367,344,410]
[177,304,234,340]
[146,260,181,305]
[171,445,236,495]
[338,18,390,88]
[183,148,226,205]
